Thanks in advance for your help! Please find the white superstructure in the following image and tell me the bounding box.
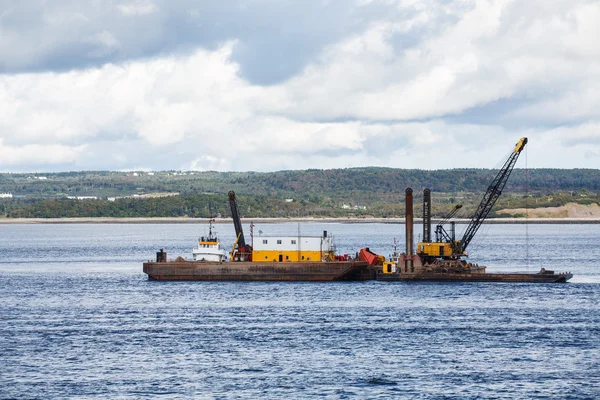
[192,220,227,262]
[253,235,334,252]
[252,231,336,262]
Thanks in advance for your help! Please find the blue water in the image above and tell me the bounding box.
[1,223,599,399]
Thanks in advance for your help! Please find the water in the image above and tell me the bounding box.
[1,222,599,399]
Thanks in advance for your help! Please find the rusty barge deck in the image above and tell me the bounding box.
[143,260,370,281]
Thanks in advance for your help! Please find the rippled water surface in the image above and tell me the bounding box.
[1,222,599,399]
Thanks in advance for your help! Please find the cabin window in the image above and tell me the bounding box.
[263,240,268,244]
[285,255,289,260]
[291,240,296,244]
[301,256,305,260]
[264,256,268,260]
[277,240,282,244]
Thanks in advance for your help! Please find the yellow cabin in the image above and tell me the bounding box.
[252,232,335,263]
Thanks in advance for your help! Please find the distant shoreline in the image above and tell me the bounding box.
[1,217,600,224]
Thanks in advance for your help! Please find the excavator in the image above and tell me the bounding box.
[361,137,528,273]
[361,137,570,281]
[417,137,528,262]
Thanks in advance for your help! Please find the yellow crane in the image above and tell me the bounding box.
[417,137,528,260]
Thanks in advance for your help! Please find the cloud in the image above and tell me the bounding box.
[117,0,158,16]
[270,0,600,124]
[0,138,86,167]
[0,0,368,84]
[0,0,598,172]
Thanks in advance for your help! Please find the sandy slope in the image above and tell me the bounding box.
[496,202,600,218]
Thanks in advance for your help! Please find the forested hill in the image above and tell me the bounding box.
[1,168,598,219]
[228,168,599,195]
[0,168,598,198]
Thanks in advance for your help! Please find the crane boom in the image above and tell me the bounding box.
[228,191,253,261]
[440,204,463,225]
[228,191,246,248]
[456,137,527,254]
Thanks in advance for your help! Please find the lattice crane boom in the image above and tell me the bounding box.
[456,137,528,254]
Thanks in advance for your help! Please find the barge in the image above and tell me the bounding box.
[144,251,368,281]
[377,271,573,283]
[143,137,572,284]
[368,187,573,283]
[143,192,371,281]
[144,226,370,281]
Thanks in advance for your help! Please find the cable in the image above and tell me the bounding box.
[525,145,529,272]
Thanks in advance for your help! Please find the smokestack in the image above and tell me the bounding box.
[405,188,414,273]
[423,188,431,243]
[406,188,414,257]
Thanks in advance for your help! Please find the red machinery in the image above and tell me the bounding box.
[359,248,385,265]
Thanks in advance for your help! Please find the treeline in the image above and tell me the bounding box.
[1,167,599,218]
[1,194,344,219]
[2,190,599,219]
[1,168,598,201]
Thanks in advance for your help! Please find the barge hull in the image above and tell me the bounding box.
[143,260,370,281]
[377,272,573,283]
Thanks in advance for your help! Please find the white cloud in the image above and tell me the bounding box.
[117,1,158,16]
[0,139,86,167]
[189,155,228,172]
[87,30,121,58]
[269,0,600,124]
[0,0,598,172]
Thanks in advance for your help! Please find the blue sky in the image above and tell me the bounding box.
[0,0,598,172]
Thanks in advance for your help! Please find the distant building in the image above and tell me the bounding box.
[285,199,294,203]
[342,203,366,210]
[0,193,13,198]
[67,196,98,200]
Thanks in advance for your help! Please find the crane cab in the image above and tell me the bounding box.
[382,260,397,274]
[417,241,464,258]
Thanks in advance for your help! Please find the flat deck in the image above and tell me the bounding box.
[143,260,370,281]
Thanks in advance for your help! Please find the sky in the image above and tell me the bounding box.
[0,0,599,172]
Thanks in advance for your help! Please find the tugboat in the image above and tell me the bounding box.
[143,194,370,281]
[191,219,227,262]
